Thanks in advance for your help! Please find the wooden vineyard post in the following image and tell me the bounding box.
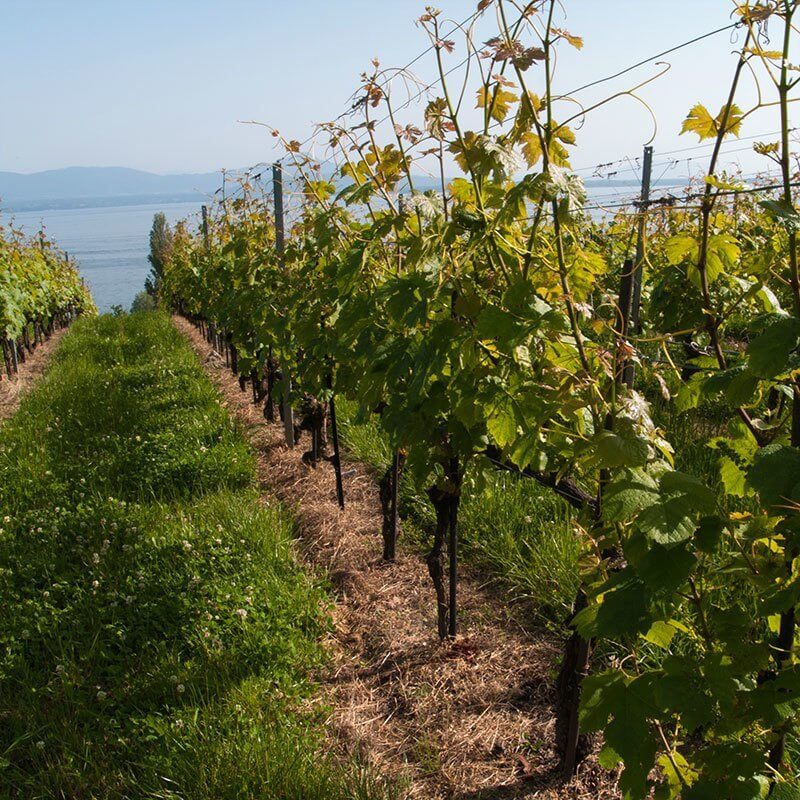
[623,145,653,385]
[626,145,653,366]
[2,338,12,379]
[201,204,209,249]
[201,205,212,345]
[327,376,345,510]
[273,162,295,448]
[390,450,401,554]
[448,456,461,639]
[560,256,640,775]
[382,449,403,561]
[10,338,19,374]
[619,257,637,390]
[382,198,406,559]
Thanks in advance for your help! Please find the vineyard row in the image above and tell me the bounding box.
[155,2,800,797]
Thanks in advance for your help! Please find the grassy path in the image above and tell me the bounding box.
[0,313,389,800]
[174,316,617,800]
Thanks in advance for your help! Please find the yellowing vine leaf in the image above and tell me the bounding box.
[681,103,744,141]
[745,46,784,60]
[754,141,780,156]
[520,132,543,168]
[556,125,576,145]
[476,86,519,122]
[552,27,583,50]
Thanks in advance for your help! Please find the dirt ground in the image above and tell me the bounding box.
[174,315,621,800]
[0,329,67,422]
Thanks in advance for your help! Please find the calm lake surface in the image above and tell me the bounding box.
[5,202,202,312]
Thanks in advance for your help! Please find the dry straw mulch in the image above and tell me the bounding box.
[0,329,68,422]
[175,315,621,800]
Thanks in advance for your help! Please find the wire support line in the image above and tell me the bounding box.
[204,19,777,215]
[307,19,747,174]
[581,179,800,213]
[289,9,484,155]
[559,21,741,98]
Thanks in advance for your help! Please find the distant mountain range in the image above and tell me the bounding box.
[0,165,669,213]
[0,167,225,212]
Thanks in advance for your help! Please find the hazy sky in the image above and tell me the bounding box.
[1,1,792,181]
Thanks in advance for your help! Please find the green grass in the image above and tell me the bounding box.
[0,313,392,800]
[335,399,581,628]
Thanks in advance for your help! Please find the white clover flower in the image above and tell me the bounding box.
[235,608,248,620]
[36,741,45,750]
[92,553,100,564]
[96,690,107,701]
[92,580,100,589]
[55,664,64,674]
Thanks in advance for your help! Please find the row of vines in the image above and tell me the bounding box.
[0,224,94,378]
[161,1,800,797]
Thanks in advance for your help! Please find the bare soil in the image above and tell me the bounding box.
[174,316,621,800]
[0,329,68,422]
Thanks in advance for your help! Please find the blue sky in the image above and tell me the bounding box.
[0,1,790,181]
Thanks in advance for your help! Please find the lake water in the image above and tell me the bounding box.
[3,184,645,314]
[5,202,203,312]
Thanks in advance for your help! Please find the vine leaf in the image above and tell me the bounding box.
[747,316,800,378]
[681,103,744,141]
[747,445,800,510]
[604,468,659,521]
[593,429,649,468]
[476,87,519,122]
[552,27,584,50]
[487,397,519,449]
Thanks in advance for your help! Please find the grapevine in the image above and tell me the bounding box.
[0,223,95,378]
[161,1,800,796]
